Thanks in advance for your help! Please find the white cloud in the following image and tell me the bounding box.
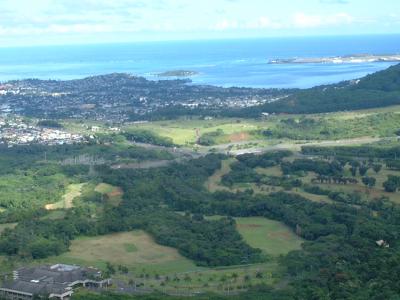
[292,12,353,28]
[214,19,239,30]
[320,0,350,4]
[0,0,396,46]
[245,17,283,29]
[212,12,353,32]
[292,13,323,28]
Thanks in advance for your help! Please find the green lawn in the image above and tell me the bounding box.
[38,227,285,293]
[42,230,198,274]
[124,118,264,145]
[235,217,303,256]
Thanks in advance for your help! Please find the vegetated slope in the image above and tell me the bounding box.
[239,63,400,115]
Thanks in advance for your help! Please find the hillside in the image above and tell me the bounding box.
[237,63,400,116]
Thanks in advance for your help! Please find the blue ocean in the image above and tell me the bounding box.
[0,35,399,88]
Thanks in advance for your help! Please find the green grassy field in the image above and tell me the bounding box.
[39,229,284,292]
[119,106,400,148]
[142,261,283,295]
[45,183,85,210]
[205,215,303,256]
[42,230,198,274]
[235,217,303,256]
[123,118,263,145]
[38,226,286,294]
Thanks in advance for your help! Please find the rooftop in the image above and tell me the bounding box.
[0,264,108,298]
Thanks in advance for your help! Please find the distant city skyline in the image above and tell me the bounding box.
[0,0,399,47]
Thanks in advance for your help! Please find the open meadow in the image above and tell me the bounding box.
[118,106,400,150]
[123,118,262,145]
[40,228,286,294]
[45,183,85,210]
[42,230,199,274]
[235,217,303,257]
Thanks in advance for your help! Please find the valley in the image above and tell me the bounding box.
[1,65,400,299]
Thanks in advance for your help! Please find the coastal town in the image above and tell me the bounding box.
[0,116,84,146]
[0,73,289,122]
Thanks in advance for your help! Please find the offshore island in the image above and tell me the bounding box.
[269,53,400,64]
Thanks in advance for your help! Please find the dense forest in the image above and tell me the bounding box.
[1,142,400,299]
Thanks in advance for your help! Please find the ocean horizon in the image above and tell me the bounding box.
[0,35,399,89]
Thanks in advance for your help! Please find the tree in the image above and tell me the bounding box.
[106,262,116,276]
[350,167,357,177]
[383,180,397,192]
[359,165,369,176]
[362,177,376,189]
[383,175,400,192]
[373,164,382,174]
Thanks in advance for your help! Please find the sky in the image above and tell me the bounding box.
[0,0,399,47]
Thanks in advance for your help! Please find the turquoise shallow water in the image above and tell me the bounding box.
[0,35,399,88]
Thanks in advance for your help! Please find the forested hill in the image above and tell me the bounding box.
[236,63,400,116]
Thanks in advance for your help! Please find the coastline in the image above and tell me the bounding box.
[269,54,400,64]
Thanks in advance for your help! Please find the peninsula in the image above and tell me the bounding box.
[268,54,400,64]
[156,70,199,77]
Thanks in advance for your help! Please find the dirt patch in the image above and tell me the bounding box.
[107,187,123,198]
[229,132,250,143]
[267,231,292,240]
[205,158,235,192]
